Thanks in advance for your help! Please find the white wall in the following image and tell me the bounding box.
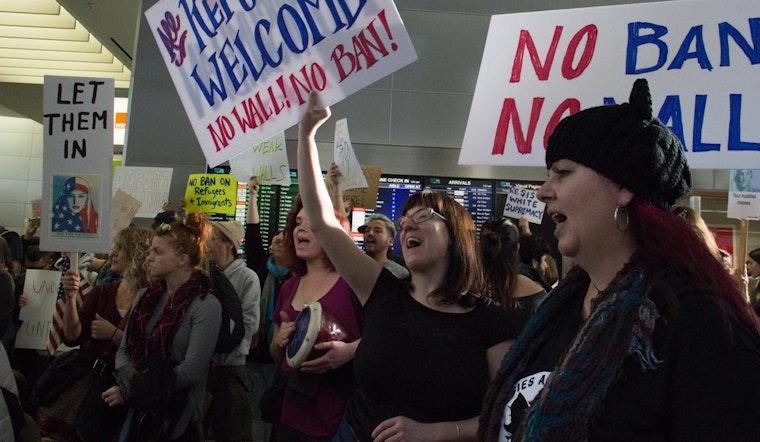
[0,116,43,235]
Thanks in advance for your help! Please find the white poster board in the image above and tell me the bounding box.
[502,187,546,224]
[144,0,418,167]
[460,0,760,170]
[727,169,760,220]
[41,76,114,253]
[228,132,291,186]
[334,119,368,191]
[112,166,173,218]
[15,270,61,351]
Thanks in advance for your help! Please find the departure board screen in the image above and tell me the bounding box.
[424,177,494,230]
[256,170,299,254]
[368,174,423,254]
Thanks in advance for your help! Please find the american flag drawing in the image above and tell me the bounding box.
[47,255,92,356]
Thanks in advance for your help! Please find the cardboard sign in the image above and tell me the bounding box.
[334,118,368,191]
[16,269,61,351]
[343,165,382,210]
[502,187,546,224]
[41,76,114,253]
[184,173,237,215]
[113,166,173,218]
[229,132,291,186]
[144,0,418,167]
[111,189,142,239]
[460,0,760,170]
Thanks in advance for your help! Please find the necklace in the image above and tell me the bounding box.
[591,282,603,293]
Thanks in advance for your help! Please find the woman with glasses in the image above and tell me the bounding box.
[102,212,222,441]
[297,91,516,441]
[480,218,547,333]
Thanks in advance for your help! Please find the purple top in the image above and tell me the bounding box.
[273,274,361,437]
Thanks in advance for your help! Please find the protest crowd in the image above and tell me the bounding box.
[0,77,758,442]
[2,1,760,441]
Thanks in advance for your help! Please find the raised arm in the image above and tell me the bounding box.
[297,91,381,303]
[327,162,349,215]
[245,176,268,283]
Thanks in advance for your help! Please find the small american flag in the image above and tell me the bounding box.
[47,255,92,356]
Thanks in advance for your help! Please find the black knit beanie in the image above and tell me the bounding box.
[546,78,691,210]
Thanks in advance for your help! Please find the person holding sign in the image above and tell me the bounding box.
[479,79,760,441]
[102,213,221,441]
[297,91,515,441]
[43,226,154,441]
[51,176,99,234]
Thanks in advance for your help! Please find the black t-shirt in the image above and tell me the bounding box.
[347,269,517,440]
[500,292,583,441]
[500,293,760,441]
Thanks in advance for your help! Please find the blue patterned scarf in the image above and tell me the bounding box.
[480,268,661,441]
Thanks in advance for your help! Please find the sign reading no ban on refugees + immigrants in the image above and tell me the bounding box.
[144,0,418,167]
[460,0,760,171]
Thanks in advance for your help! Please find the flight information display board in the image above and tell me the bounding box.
[368,174,423,254]
[424,177,494,230]
[256,170,299,254]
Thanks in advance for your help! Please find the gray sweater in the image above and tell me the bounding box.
[214,258,261,366]
[116,288,221,440]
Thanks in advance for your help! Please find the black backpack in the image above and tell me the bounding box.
[207,263,245,354]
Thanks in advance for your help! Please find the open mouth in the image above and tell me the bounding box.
[405,237,421,249]
[550,212,567,224]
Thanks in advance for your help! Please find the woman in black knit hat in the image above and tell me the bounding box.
[479,79,760,441]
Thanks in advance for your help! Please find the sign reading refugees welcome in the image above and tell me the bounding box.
[460,0,760,170]
[144,0,417,167]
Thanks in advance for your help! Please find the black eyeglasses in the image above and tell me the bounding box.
[394,207,447,231]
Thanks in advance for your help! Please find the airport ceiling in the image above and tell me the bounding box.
[0,0,511,120]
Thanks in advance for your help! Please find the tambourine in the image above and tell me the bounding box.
[286,301,355,369]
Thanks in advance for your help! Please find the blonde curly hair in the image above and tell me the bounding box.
[113,226,154,293]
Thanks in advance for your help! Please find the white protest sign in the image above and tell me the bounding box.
[111,189,143,239]
[503,187,546,224]
[727,169,760,220]
[144,0,418,167]
[113,167,173,218]
[460,0,760,170]
[41,76,114,253]
[334,118,368,191]
[16,269,61,351]
[229,132,291,186]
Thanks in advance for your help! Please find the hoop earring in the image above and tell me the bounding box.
[614,205,629,232]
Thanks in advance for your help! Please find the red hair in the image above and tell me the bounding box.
[281,194,349,276]
[630,199,758,332]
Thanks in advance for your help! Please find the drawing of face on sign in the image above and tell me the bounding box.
[51,176,100,234]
